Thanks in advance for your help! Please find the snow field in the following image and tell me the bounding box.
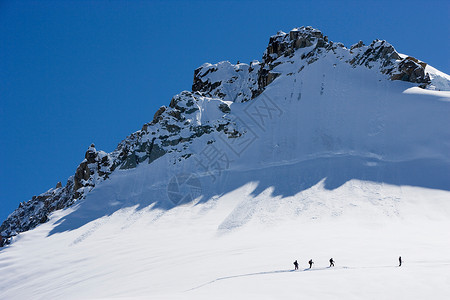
[1,175,449,299]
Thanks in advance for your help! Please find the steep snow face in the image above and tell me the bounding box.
[1,25,450,299]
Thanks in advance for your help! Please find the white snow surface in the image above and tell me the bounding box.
[1,46,450,300]
[426,65,450,91]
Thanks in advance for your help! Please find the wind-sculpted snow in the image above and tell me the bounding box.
[1,25,450,250]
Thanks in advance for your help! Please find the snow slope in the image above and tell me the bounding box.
[1,175,449,299]
[1,27,450,299]
[426,65,450,91]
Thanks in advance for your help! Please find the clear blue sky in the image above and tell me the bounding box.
[1,0,449,221]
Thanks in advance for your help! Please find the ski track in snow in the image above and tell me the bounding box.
[70,217,110,246]
[187,262,450,292]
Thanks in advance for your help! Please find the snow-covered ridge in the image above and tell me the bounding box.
[1,26,449,246]
[426,65,450,91]
[192,26,440,103]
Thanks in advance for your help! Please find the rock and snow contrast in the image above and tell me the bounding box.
[1,26,449,299]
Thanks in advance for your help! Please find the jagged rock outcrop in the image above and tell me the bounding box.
[0,145,116,241]
[261,27,329,66]
[191,27,332,101]
[390,56,430,87]
[349,39,401,68]
[73,144,116,196]
[348,39,430,86]
[1,26,438,247]
[192,26,430,106]
[152,106,167,124]
[192,61,261,102]
[256,27,332,95]
[261,27,430,89]
[0,178,75,240]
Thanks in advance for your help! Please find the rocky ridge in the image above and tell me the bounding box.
[0,26,435,247]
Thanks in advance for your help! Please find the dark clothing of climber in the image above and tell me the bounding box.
[399,256,402,267]
[329,258,335,267]
[293,260,298,270]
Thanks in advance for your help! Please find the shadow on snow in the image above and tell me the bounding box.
[48,155,450,236]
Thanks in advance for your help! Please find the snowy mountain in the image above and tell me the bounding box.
[1,26,450,299]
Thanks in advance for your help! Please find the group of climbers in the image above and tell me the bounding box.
[293,258,334,270]
[293,257,402,270]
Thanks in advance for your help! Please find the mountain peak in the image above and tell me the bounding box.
[1,26,449,247]
[263,26,329,64]
[192,26,435,106]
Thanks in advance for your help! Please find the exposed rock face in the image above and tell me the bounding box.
[192,61,261,103]
[1,26,436,247]
[390,56,430,86]
[192,27,333,100]
[348,40,430,86]
[349,39,402,69]
[0,179,75,239]
[73,144,115,197]
[218,103,231,113]
[192,26,430,106]
[256,27,336,95]
[152,106,166,124]
[262,27,328,65]
[262,27,430,89]
[0,144,116,240]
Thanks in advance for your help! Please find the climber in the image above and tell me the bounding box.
[329,258,335,267]
[308,259,314,269]
[399,256,402,267]
[293,260,299,270]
